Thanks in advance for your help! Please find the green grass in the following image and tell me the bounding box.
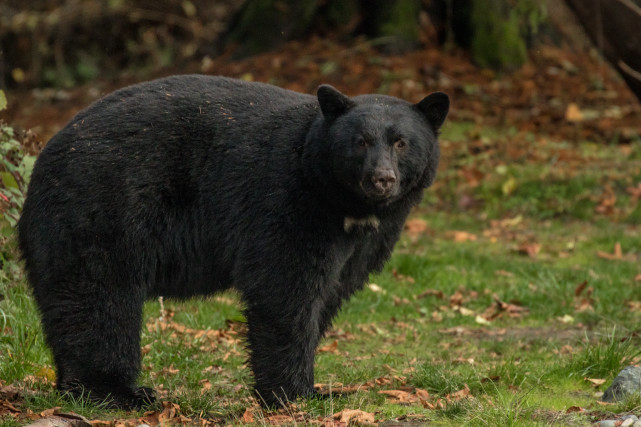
[1,122,641,425]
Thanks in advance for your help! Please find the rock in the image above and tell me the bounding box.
[597,420,616,427]
[601,366,641,402]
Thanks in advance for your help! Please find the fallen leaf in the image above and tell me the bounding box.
[574,280,588,297]
[482,297,528,321]
[626,182,641,199]
[199,379,211,395]
[416,289,444,299]
[584,377,606,387]
[332,409,376,426]
[558,314,575,324]
[565,406,585,413]
[445,230,478,242]
[392,269,415,283]
[242,408,255,423]
[565,102,583,122]
[378,389,417,403]
[0,399,20,415]
[40,408,61,417]
[317,340,339,354]
[404,218,428,238]
[475,315,491,325]
[597,242,636,261]
[449,384,471,400]
[501,176,517,195]
[627,301,641,312]
[449,290,464,306]
[158,401,181,423]
[265,414,295,425]
[495,270,514,277]
[368,283,385,294]
[415,388,430,400]
[457,306,475,316]
[0,385,21,401]
[515,242,541,257]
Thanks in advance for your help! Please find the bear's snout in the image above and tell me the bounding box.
[370,168,397,196]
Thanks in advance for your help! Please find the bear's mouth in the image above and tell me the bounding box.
[359,180,399,201]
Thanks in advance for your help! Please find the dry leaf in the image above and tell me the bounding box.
[368,283,385,293]
[39,408,61,417]
[378,389,417,403]
[332,409,376,426]
[626,182,641,199]
[457,306,475,316]
[404,218,428,238]
[317,340,339,354]
[445,230,477,242]
[158,401,181,423]
[626,301,641,312]
[596,242,636,262]
[515,242,541,257]
[415,388,430,400]
[584,377,606,387]
[242,408,255,423]
[449,384,471,400]
[475,315,491,325]
[265,414,295,425]
[449,290,464,306]
[417,289,445,299]
[565,103,583,122]
[482,297,528,321]
[574,280,588,297]
[0,399,20,414]
[558,314,575,324]
[199,379,212,395]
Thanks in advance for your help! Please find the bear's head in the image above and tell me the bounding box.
[306,85,448,214]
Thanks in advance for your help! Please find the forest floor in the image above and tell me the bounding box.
[1,38,641,426]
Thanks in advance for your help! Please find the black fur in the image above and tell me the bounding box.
[17,75,449,408]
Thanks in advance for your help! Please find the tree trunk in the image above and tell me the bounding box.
[564,0,641,103]
[223,0,422,56]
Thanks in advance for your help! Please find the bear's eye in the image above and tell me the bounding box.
[394,139,407,149]
[356,137,368,147]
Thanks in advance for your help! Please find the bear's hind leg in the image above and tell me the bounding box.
[37,279,153,410]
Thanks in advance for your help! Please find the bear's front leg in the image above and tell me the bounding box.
[243,292,325,407]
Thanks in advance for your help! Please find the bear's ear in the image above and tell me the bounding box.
[415,92,450,130]
[317,85,355,120]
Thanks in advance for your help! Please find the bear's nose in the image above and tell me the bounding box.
[372,169,396,192]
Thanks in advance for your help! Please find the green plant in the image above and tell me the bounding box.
[0,102,36,230]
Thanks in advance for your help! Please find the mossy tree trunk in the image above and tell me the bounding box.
[226,0,547,70]
[224,0,423,55]
[430,0,545,70]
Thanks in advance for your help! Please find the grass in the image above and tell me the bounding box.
[1,121,641,425]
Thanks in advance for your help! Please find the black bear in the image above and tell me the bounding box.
[18,75,449,409]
